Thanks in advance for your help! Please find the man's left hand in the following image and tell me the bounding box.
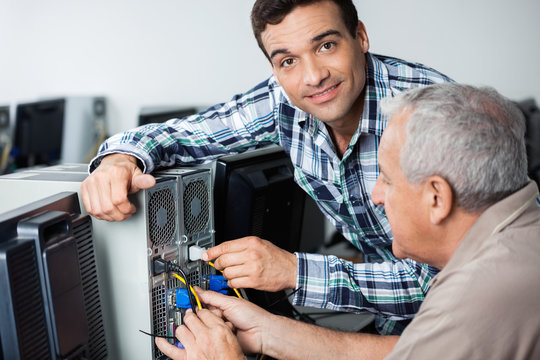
[155,309,244,360]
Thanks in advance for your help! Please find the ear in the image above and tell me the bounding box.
[424,176,454,225]
[356,20,370,53]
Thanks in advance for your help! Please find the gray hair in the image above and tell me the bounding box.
[380,83,529,213]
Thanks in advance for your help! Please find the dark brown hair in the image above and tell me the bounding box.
[251,0,359,61]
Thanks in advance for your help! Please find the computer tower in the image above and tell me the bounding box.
[12,97,107,168]
[0,164,214,360]
[0,192,107,359]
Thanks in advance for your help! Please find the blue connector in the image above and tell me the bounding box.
[176,288,191,309]
[209,275,229,293]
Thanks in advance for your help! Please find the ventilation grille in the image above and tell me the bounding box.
[148,187,177,246]
[7,241,52,360]
[183,180,209,235]
[187,268,200,287]
[72,216,108,360]
[187,263,212,288]
[152,284,167,358]
[151,276,182,359]
[167,276,181,290]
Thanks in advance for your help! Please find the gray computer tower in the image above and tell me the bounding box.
[0,164,215,360]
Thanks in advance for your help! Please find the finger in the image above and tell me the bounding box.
[227,276,254,290]
[202,237,253,262]
[81,176,110,220]
[175,324,198,351]
[221,263,252,281]
[207,306,224,319]
[224,321,236,332]
[213,252,248,272]
[131,173,156,192]
[109,170,136,216]
[195,288,240,310]
[90,184,117,222]
[91,173,125,221]
[155,337,186,360]
[80,180,94,215]
[192,287,224,316]
[183,309,207,334]
[196,308,228,328]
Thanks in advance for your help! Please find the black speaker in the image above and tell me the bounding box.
[0,106,9,131]
[93,98,106,118]
[0,105,11,175]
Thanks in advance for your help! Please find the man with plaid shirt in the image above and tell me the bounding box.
[82,0,451,335]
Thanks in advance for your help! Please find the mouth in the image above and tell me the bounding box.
[306,82,341,103]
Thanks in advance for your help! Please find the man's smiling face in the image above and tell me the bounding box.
[261,0,370,127]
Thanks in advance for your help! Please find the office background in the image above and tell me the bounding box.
[0,0,539,135]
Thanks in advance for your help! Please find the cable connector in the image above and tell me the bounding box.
[152,257,168,276]
[152,257,182,276]
[189,245,205,261]
[209,275,229,292]
[176,289,191,309]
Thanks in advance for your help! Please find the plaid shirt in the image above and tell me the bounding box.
[91,53,452,335]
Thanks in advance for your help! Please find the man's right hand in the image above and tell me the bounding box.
[81,153,156,221]
[202,237,298,292]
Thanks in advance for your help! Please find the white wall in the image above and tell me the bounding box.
[1,0,539,135]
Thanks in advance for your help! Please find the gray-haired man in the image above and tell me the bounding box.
[157,83,540,359]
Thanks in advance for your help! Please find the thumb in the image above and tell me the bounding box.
[130,172,156,193]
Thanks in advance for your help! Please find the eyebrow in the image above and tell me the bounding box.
[269,29,343,61]
[312,29,342,43]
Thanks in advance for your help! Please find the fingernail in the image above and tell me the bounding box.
[202,252,208,261]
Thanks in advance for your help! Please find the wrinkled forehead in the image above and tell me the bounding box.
[260,1,345,54]
[379,110,410,162]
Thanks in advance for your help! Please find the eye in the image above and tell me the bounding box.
[280,58,296,68]
[320,41,335,52]
[379,174,390,185]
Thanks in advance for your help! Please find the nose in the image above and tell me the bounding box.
[371,177,385,206]
[303,56,329,87]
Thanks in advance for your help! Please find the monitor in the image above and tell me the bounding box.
[0,192,107,360]
[213,145,306,317]
[138,106,198,126]
[13,99,65,168]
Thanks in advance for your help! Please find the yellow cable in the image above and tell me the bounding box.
[172,273,202,310]
[232,287,242,299]
[208,261,242,299]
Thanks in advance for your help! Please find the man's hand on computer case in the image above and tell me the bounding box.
[155,307,245,360]
[155,288,270,360]
[202,236,298,292]
[80,153,156,222]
